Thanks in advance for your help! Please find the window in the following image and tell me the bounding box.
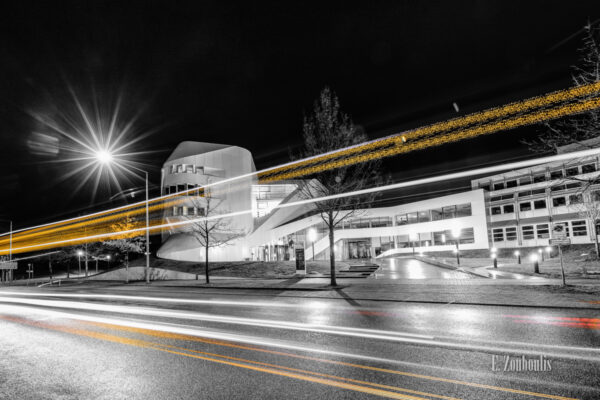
[553,223,570,237]
[176,165,183,173]
[169,165,176,174]
[492,228,504,242]
[519,202,532,212]
[456,203,472,217]
[550,170,563,180]
[197,207,205,216]
[569,194,583,204]
[572,220,587,236]
[531,188,546,195]
[442,206,456,219]
[490,196,502,202]
[433,231,448,245]
[534,199,547,209]
[503,204,514,214]
[480,183,491,191]
[537,224,550,239]
[518,191,532,197]
[582,164,596,174]
[491,206,502,215]
[551,184,566,192]
[519,177,532,186]
[522,225,534,240]
[566,182,582,189]
[593,191,600,202]
[459,228,475,244]
[431,208,443,221]
[533,174,546,183]
[176,184,185,193]
[505,227,517,241]
[493,182,505,191]
[396,234,410,248]
[506,180,517,188]
[566,167,579,177]
[396,214,408,225]
[407,212,418,224]
[501,194,514,200]
[552,197,566,207]
[196,166,204,174]
[372,217,392,227]
[418,211,431,223]
[185,165,194,173]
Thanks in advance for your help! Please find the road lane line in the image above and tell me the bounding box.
[0,315,430,400]
[88,320,578,400]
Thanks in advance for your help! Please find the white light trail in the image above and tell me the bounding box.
[4,147,600,252]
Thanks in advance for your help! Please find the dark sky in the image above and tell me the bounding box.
[1,1,600,227]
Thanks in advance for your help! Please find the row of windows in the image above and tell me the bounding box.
[167,164,225,177]
[338,217,393,230]
[168,206,206,217]
[164,184,203,195]
[395,203,472,225]
[479,163,597,191]
[491,199,547,215]
[396,228,476,247]
[491,220,588,242]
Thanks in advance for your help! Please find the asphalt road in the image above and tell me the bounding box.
[1,284,599,400]
[370,258,475,280]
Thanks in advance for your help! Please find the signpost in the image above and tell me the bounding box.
[551,224,568,286]
[295,247,306,275]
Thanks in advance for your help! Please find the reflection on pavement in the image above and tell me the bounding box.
[370,257,475,280]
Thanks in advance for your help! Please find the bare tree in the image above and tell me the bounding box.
[104,216,145,283]
[185,194,245,283]
[296,87,383,286]
[572,187,600,259]
[524,21,600,153]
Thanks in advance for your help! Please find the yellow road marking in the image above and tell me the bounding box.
[87,321,579,400]
[0,315,429,400]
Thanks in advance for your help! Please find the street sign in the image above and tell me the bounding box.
[552,224,567,239]
[295,247,306,274]
[550,238,571,246]
[0,262,17,270]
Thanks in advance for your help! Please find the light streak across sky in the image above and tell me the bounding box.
[2,147,600,255]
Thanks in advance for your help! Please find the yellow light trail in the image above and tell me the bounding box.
[1,83,599,256]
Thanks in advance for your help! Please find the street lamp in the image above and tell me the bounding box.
[95,151,150,284]
[514,250,521,264]
[307,228,317,260]
[77,250,83,276]
[538,248,544,262]
[451,228,461,265]
[491,252,498,268]
[545,246,552,258]
[530,253,540,274]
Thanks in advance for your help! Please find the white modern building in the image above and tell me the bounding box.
[156,140,600,263]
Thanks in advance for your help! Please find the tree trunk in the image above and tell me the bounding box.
[328,212,337,286]
[594,221,600,260]
[205,246,210,284]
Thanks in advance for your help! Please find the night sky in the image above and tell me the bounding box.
[1,1,600,228]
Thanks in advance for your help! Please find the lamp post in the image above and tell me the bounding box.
[545,246,552,258]
[307,228,317,260]
[452,228,461,265]
[491,253,498,268]
[530,253,540,274]
[95,152,150,284]
[514,250,521,264]
[538,248,544,262]
[77,250,83,276]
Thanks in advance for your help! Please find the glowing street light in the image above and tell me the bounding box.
[514,250,521,264]
[307,228,317,260]
[95,150,151,284]
[538,248,544,262]
[491,252,498,268]
[545,246,552,257]
[530,253,540,274]
[77,249,83,276]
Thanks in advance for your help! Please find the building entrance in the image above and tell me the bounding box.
[348,240,371,259]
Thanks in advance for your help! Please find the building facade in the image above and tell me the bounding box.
[156,141,600,263]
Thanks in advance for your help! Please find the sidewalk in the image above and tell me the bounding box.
[110,276,600,310]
